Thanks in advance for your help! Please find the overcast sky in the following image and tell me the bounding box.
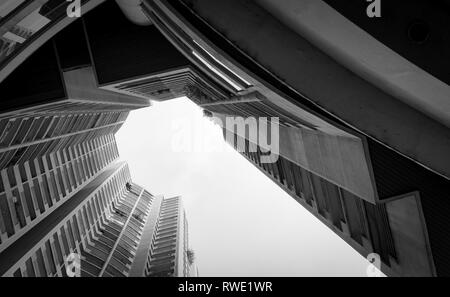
[116,97,376,276]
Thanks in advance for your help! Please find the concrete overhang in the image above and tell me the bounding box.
[255,0,450,129]
[152,0,450,181]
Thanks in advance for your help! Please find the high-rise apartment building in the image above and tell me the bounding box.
[0,133,121,254]
[145,196,193,277]
[0,1,194,277]
[0,7,150,263]
[130,195,196,277]
[0,157,195,277]
[221,129,426,277]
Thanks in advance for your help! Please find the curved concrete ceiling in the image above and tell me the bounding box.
[255,0,450,128]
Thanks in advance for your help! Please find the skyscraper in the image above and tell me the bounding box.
[0,1,194,277]
[145,196,193,277]
[0,157,195,277]
[130,195,196,277]
[0,14,150,261]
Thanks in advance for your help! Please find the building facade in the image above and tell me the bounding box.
[129,195,195,277]
[0,1,194,277]
[146,196,192,277]
[0,158,195,277]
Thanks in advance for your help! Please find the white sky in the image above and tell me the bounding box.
[116,97,376,276]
